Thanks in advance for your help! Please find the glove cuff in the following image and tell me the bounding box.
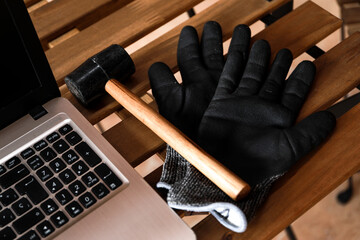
[157,145,188,189]
[159,147,283,232]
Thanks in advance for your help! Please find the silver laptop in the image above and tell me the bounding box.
[0,0,195,239]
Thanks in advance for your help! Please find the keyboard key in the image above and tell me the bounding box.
[36,166,53,182]
[0,209,16,227]
[95,164,122,190]
[45,178,63,193]
[13,208,44,234]
[55,189,73,206]
[92,183,110,199]
[20,148,35,160]
[0,165,6,176]
[11,198,32,216]
[0,227,16,240]
[40,148,56,162]
[53,139,69,154]
[82,172,99,187]
[0,165,30,189]
[5,157,20,169]
[65,201,83,218]
[40,199,58,215]
[59,169,76,185]
[75,142,101,167]
[46,132,60,143]
[79,192,97,209]
[33,140,47,152]
[59,124,73,135]
[18,230,40,240]
[36,220,54,238]
[65,131,82,146]
[69,180,86,196]
[49,158,66,173]
[62,150,79,165]
[15,176,48,205]
[72,160,89,176]
[27,156,44,171]
[0,189,19,206]
[50,211,68,228]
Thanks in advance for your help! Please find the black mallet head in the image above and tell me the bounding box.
[65,44,135,105]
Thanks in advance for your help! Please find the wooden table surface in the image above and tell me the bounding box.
[27,0,360,239]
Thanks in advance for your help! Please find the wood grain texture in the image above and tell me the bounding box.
[24,0,40,7]
[193,33,360,240]
[298,32,360,121]
[45,0,202,85]
[252,1,342,61]
[105,79,250,200]
[61,0,291,125]
[102,112,166,167]
[30,0,132,48]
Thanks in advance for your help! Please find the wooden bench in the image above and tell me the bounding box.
[27,0,360,239]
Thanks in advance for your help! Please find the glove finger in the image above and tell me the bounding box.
[213,25,250,96]
[177,26,204,85]
[228,24,251,56]
[148,62,182,117]
[282,111,336,167]
[281,60,315,114]
[201,21,224,73]
[234,39,270,96]
[258,48,293,101]
[214,49,246,97]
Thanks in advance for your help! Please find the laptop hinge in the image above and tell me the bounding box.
[29,105,48,120]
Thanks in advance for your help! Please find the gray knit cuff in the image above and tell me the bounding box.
[158,146,282,232]
[157,145,188,189]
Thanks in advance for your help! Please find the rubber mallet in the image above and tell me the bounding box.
[65,44,250,201]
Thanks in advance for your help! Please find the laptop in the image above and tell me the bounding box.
[0,0,195,239]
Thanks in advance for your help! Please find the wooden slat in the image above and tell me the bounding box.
[24,0,41,7]
[30,0,132,47]
[298,32,360,121]
[48,28,80,48]
[348,23,360,35]
[143,165,164,189]
[45,0,202,85]
[102,113,166,167]
[337,0,360,4]
[193,33,360,240]
[62,0,291,125]
[252,1,342,61]
[342,6,360,24]
[27,0,47,13]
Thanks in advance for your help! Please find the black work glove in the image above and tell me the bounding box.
[149,21,250,139]
[197,39,336,187]
[149,22,250,189]
[149,23,336,232]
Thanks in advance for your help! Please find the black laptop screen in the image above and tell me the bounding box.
[0,7,41,109]
[0,0,60,130]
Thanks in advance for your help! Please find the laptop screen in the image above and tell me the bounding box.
[0,0,60,130]
[0,6,41,109]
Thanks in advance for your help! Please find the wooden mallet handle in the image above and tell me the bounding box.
[105,79,250,201]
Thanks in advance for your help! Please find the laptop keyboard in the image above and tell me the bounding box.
[0,124,124,239]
